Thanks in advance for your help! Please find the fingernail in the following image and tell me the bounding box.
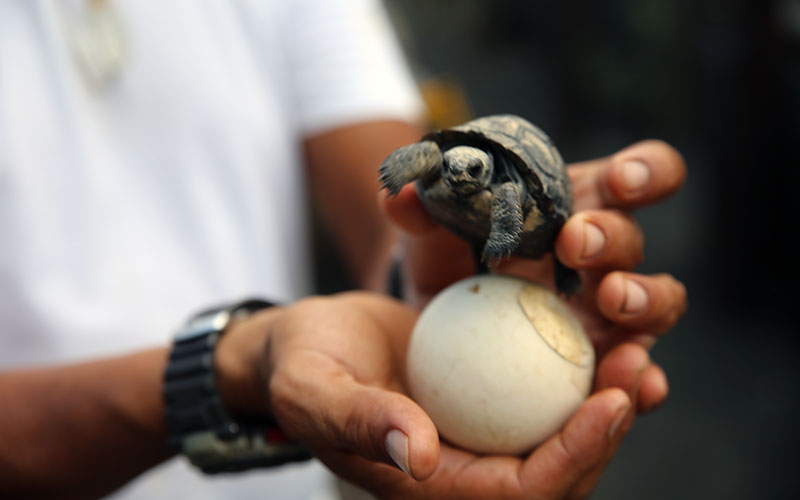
[641,366,669,414]
[385,429,411,477]
[581,221,606,259]
[608,402,631,439]
[622,160,650,193]
[621,279,648,314]
[633,334,657,350]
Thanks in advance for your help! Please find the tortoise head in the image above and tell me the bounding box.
[441,146,493,195]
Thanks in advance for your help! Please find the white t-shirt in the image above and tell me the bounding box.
[0,0,422,498]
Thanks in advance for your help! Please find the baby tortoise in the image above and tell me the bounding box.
[379,114,580,294]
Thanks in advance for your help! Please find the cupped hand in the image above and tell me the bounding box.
[383,139,688,413]
[258,292,651,500]
[219,141,688,499]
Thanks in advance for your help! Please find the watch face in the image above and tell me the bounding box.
[174,310,231,342]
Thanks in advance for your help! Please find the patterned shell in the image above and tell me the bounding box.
[423,114,572,219]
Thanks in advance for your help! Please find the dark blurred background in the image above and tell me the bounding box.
[317,0,800,498]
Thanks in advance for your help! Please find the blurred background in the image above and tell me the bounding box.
[317,0,800,498]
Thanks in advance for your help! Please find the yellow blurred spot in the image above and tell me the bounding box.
[418,76,474,129]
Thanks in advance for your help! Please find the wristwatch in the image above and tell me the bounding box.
[163,298,311,474]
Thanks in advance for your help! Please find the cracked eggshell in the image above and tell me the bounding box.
[406,274,595,455]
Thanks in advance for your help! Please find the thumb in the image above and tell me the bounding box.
[382,185,475,305]
[343,385,440,481]
[271,365,440,481]
[519,388,631,498]
[382,184,438,235]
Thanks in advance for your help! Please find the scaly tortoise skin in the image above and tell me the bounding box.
[379,114,579,294]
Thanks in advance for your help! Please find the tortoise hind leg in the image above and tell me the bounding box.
[483,181,523,262]
[472,244,490,274]
[379,141,442,196]
[554,258,581,295]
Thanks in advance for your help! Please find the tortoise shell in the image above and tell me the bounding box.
[418,114,572,260]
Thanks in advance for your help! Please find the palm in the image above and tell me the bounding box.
[265,141,686,500]
[267,293,632,500]
[370,141,687,497]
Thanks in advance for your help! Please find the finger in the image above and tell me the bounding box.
[569,140,687,211]
[382,184,476,305]
[585,339,667,415]
[403,229,475,304]
[596,272,688,334]
[564,343,648,498]
[313,449,417,499]
[519,388,631,499]
[593,342,649,399]
[382,184,439,235]
[554,209,644,271]
[638,362,669,413]
[269,353,440,481]
[593,339,669,412]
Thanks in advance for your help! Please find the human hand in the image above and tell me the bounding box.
[211,142,688,498]
[239,292,650,499]
[383,139,688,413]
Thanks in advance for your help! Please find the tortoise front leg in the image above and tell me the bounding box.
[378,141,443,196]
[483,181,523,262]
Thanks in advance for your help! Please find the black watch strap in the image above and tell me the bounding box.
[164,298,311,474]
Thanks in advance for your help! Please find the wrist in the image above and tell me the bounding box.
[215,307,283,418]
[164,299,311,474]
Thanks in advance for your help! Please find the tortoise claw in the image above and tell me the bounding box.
[378,164,406,197]
[482,237,516,263]
[378,141,443,197]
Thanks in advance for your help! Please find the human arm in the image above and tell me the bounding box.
[0,349,172,499]
[0,307,280,499]
[303,120,425,291]
[280,0,427,291]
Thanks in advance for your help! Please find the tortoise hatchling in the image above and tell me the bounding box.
[379,114,580,294]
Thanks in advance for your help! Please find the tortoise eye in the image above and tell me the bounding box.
[468,164,483,177]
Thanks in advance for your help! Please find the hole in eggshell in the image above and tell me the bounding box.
[517,285,586,365]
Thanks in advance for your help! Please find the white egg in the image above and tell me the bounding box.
[406,274,595,455]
